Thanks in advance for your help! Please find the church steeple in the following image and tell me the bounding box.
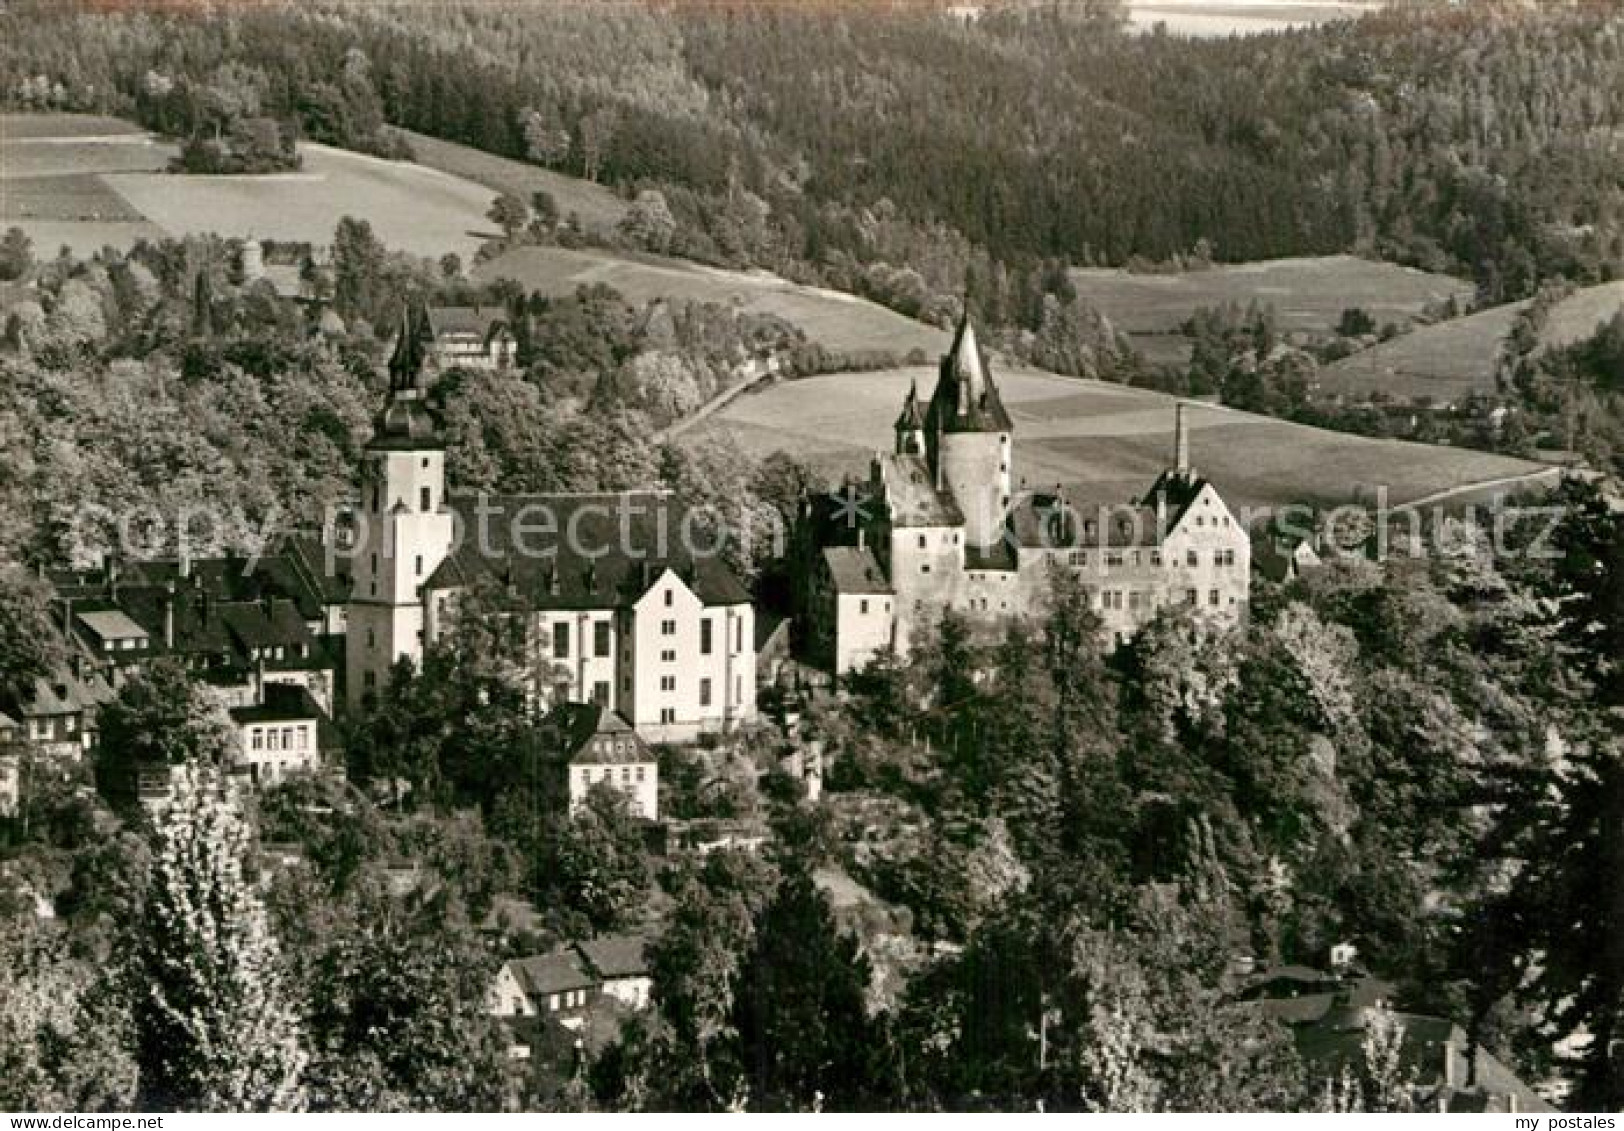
[388,300,436,394]
[371,301,443,450]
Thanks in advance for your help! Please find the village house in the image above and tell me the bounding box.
[1236,957,1551,1113]
[346,304,757,742]
[226,681,325,787]
[425,304,517,370]
[544,701,659,821]
[798,314,1251,672]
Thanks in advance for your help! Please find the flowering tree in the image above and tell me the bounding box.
[132,767,307,1110]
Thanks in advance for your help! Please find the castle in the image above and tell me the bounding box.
[803,315,1251,673]
[346,305,756,742]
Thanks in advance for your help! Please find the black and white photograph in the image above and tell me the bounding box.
[0,0,1620,1117]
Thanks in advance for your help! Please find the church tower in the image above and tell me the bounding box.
[924,313,1013,551]
[345,302,456,710]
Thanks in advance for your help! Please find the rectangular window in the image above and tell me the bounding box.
[661,619,676,636]
[1209,589,1220,606]
[1186,549,1199,567]
[635,766,646,783]
[917,534,927,549]
[593,681,609,705]
[415,554,423,576]
[553,622,570,658]
[735,618,743,651]
[594,622,611,657]
[1186,589,1198,605]
[700,678,712,707]
[660,708,675,725]
[660,649,675,663]
[700,618,713,655]
[252,728,263,751]
[298,728,308,750]
[664,588,674,607]
[859,598,869,614]
[660,675,676,692]
[420,486,431,512]
[282,727,293,750]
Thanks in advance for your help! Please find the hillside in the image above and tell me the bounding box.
[697,366,1551,514]
[1,114,500,259]
[476,245,948,360]
[1319,281,1624,403]
[1071,255,1473,337]
[397,128,631,237]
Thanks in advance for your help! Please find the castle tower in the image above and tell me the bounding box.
[924,313,1013,551]
[345,302,455,710]
[894,379,925,456]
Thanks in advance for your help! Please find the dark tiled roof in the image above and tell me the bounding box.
[228,682,325,725]
[823,546,891,595]
[428,305,510,341]
[1006,494,1162,550]
[925,315,1013,434]
[545,702,651,766]
[575,935,648,981]
[875,454,963,528]
[427,491,751,610]
[9,663,115,720]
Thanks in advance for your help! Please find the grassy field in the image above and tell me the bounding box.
[1071,255,1473,338]
[477,244,948,358]
[2,114,501,259]
[1319,281,1624,403]
[698,366,1548,513]
[398,129,630,236]
[103,143,499,259]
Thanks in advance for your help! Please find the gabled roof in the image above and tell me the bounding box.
[575,935,648,981]
[12,663,114,720]
[426,491,751,610]
[823,546,891,595]
[510,950,597,997]
[545,702,652,766]
[75,608,149,642]
[427,305,510,341]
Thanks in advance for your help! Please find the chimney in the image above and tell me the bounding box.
[1174,402,1191,476]
[164,580,176,649]
[61,595,72,634]
[178,547,191,580]
[106,555,120,602]
[1441,1040,1456,1090]
[253,656,265,705]
[857,527,866,553]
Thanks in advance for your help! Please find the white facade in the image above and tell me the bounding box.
[345,444,454,709]
[234,717,319,785]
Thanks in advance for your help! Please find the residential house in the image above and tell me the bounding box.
[546,702,658,820]
[1237,960,1551,1113]
[426,305,517,370]
[575,934,652,1011]
[227,681,325,786]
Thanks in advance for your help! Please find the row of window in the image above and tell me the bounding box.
[249,725,310,753]
[553,620,614,659]
[578,765,648,785]
[1094,588,1228,613]
[1065,547,1239,569]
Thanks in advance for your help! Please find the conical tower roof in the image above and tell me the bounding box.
[925,312,1011,434]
